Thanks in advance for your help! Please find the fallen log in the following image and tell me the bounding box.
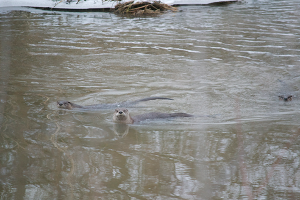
[114,1,177,16]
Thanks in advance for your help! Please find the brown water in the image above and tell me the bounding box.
[1,1,300,199]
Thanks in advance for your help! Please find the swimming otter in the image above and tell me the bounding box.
[57,97,173,110]
[57,101,82,109]
[113,108,193,124]
[278,95,293,102]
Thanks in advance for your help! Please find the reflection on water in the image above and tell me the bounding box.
[1,0,300,199]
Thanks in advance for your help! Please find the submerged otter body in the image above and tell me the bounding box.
[57,97,173,110]
[113,108,193,124]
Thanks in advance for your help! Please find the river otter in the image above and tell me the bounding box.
[278,95,293,102]
[57,97,173,110]
[113,108,193,124]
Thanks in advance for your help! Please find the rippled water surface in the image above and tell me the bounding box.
[1,1,300,199]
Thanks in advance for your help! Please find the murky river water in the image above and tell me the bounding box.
[1,0,300,199]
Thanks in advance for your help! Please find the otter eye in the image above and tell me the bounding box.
[288,96,293,101]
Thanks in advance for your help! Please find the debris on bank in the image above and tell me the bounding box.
[114,1,178,16]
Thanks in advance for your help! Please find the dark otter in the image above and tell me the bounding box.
[278,95,293,102]
[113,108,193,124]
[57,97,173,110]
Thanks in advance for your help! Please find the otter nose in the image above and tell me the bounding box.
[118,111,123,114]
[58,103,63,106]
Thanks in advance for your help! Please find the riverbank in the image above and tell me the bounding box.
[1,0,238,12]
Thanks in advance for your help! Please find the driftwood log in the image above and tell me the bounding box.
[114,1,178,16]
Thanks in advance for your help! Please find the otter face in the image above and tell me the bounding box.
[278,95,293,102]
[57,101,72,109]
[114,108,129,121]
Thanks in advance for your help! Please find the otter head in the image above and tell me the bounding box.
[57,101,73,109]
[113,108,129,122]
[113,108,134,124]
[278,95,293,102]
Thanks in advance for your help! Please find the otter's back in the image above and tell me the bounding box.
[132,112,193,123]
